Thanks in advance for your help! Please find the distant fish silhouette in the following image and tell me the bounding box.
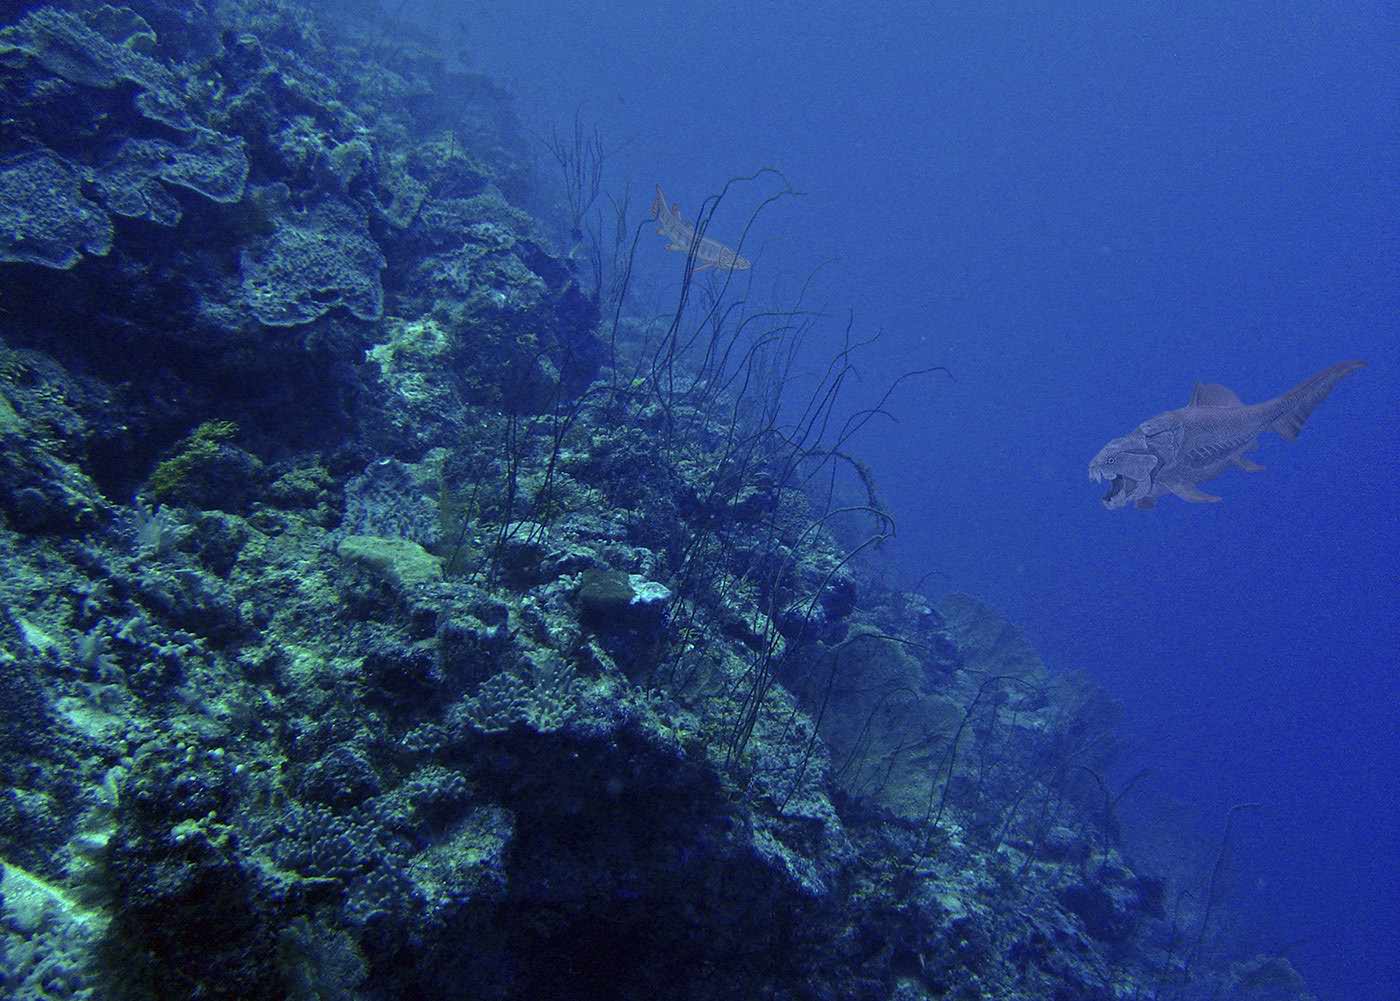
[1089,360,1364,509]
[650,184,751,273]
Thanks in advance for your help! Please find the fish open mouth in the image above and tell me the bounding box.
[1102,475,1134,507]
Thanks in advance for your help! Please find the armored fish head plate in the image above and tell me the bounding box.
[1089,431,1161,510]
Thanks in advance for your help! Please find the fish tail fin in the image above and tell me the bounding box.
[1271,360,1365,441]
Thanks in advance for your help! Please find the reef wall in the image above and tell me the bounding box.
[0,3,1307,1000]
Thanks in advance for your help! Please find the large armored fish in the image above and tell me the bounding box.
[1089,360,1364,509]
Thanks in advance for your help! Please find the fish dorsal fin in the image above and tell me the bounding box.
[1189,382,1244,408]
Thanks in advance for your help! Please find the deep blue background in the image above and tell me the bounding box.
[398,1,1397,994]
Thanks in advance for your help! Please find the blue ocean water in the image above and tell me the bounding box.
[454,2,1400,997]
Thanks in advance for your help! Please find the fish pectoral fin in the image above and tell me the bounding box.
[1232,455,1266,472]
[1167,482,1222,503]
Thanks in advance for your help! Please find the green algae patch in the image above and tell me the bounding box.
[148,420,240,503]
[0,390,21,435]
[337,534,443,589]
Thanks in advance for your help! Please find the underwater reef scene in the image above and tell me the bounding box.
[0,2,1324,1000]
